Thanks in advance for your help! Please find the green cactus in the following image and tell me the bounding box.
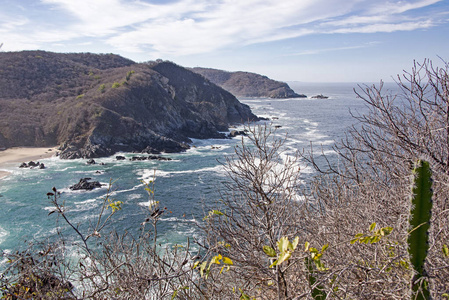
[305,257,326,300]
[408,160,432,299]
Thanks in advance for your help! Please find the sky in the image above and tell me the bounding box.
[1,0,448,82]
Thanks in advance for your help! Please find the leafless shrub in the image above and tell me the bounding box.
[301,58,449,298]
[198,59,449,299]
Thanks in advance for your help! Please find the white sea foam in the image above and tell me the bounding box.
[137,165,225,181]
[127,193,142,200]
[0,226,9,244]
[303,119,319,127]
[159,216,199,224]
[109,184,143,197]
[138,200,158,208]
[77,198,97,205]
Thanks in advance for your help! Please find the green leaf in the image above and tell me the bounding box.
[321,244,329,252]
[382,226,393,235]
[210,255,221,266]
[291,236,300,250]
[222,256,233,265]
[277,252,292,265]
[199,262,207,277]
[203,210,224,220]
[443,244,449,257]
[263,246,277,257]
[350,238,359,244]
[370,236,381,244]
[309,247,318,253]
[360,237,370,244]
[369,222,376,232]
[277,236,290,253]
[304,241,310,251]
[239,289,251,300]
[171,290,178,299]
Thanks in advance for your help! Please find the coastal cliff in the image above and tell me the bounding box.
[0,51,258,158]
[191,67,306,98]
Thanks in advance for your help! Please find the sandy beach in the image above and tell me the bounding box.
[0,147,58,179]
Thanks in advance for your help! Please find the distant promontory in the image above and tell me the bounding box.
[191,67,306,98]
[0,51,259,159]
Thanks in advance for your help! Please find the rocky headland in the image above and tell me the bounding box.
[191,67,306,98]
[0,51,259,159]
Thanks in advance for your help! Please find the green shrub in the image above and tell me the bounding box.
[98,84,106,93]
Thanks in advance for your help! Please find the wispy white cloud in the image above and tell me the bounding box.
[1,0,446,57]
[290,42,381,56]
[330,20,434,34]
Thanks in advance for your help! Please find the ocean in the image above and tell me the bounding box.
[0,81,398,253]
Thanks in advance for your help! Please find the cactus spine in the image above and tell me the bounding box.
[408,160,432,299]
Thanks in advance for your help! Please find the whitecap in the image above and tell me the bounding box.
[159,217,198,224]
[127,194,142,200]
[77,198,97,205]
[138,200,158,208]
[0,226,9,244]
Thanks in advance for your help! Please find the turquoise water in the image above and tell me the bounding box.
[0,82,397,253]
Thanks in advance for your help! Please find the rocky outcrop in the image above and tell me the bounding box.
[228,130,247,138]
[129,155,172,161]
[19,161,45,169]
[70,178,103,191]
[0,52,259,158]
[311,94,329,99]
[191,67,306,98]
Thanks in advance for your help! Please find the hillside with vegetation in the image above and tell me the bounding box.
[191,67,306,98]
[0,51,258,158]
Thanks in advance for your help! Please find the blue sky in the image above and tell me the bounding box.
[1,0,448,82]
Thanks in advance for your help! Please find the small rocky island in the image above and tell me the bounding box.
[191,67,306,98]
[311,94,329,99]
[0,51,260,159]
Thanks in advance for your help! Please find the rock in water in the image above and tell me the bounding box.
[70,178,102,191]
[228,130,247,138]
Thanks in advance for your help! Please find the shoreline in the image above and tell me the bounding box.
[0,147,58,179]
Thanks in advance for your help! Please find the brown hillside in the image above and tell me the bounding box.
[0,51,258,158]
[191,67,306,98]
